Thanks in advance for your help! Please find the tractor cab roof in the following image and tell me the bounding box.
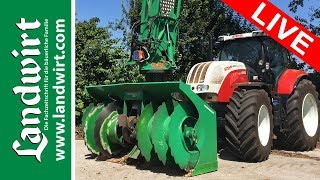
[218,31,268,42]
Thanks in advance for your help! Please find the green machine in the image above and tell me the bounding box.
[82,0,218,176]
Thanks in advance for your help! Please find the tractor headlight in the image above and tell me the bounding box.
[196,84,209,92]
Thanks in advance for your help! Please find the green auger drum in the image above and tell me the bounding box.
[82,82,218,176]
[82,0,218,176]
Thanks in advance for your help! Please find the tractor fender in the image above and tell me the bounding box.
[235,82,272,96]
[218,69,248,102]
[236,82,270,89]
[276,69,307,95]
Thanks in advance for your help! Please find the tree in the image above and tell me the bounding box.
[76,18,144,124]
[176,0,253,79]
[287,0,320,91]
[119,0,253,80]
[289,0,320,36]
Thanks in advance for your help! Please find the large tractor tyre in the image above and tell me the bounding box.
[225,89,273,162]
[279,79,320,151]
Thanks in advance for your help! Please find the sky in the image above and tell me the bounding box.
[76,0,123,26]
[76,0,317,32]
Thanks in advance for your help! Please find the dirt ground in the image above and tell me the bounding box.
[75,125,83,140]
[76,140,320,180]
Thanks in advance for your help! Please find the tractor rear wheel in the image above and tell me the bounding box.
[279,79,320,150]
[225,89,273,162]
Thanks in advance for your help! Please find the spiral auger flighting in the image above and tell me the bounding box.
[82,102,127,157]
[81,103,95,153]
[136,102,156,162]
[137,100,217,175]
[83,104,104,155]
[174,83,218,176]
[135,82,218,176]
[151,100,176,165]
[168,102,199,171]
[83,82,218,176]
[98,106,123,156]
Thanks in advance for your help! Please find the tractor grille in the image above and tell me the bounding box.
[160,0,175,17]
[187,62,211,84]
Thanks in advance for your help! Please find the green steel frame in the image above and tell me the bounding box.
[82,0,218,176]
[131,0,181,73]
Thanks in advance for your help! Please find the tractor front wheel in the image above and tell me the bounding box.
[280,79,320,150]
[225,89,273,162]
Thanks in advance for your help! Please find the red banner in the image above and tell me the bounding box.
[221,0,320,72]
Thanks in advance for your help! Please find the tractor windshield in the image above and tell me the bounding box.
[218,37,288,79]
[218,38,262,69]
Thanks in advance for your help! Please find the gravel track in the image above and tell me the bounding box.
[76,140,320,180]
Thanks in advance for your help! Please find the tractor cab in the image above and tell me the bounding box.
[217,31,288,84]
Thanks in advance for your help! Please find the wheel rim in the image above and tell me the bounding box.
[302,93,318,137]
[258,105,270,147]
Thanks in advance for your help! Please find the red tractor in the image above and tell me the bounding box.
[187,31,320,161]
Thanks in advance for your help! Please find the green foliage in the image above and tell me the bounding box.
[76,18,144,124]
[176,0,253,80]
[288,0,320,91]
[287,57,305,70]
[289,0,320,36]
[119,0,253,80]
[287,0,319,71]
